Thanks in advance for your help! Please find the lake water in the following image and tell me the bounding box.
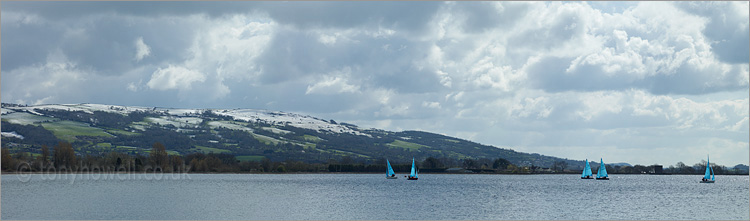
[1,173,748,220]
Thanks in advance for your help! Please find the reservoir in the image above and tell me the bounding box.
[2,174,748,220]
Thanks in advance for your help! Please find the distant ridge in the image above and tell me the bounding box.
[2,103,588,168]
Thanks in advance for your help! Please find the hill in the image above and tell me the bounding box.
[1,103,584,168]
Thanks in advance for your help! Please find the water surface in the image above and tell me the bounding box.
[2,174,748,220]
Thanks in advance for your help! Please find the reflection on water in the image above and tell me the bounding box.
[2,174,748,220]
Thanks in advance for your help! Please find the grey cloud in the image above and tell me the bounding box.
[1,2,254,20]
[1,2,747,166]
[1,11,197,76]
[453,2,530,33]
[675,2,750,64]
[528,55,748,95]
[649,63,748,95]
[4,1,442,34]
[256,28,444,94]
[507,8,584,52]
[0,22,59,71]
[260,1,441,33]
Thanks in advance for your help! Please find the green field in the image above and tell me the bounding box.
[107,129,140,136]
[302,135,322,142]
[253,134,282,145]
[143,149,181,155]
[41,120,113,142]
[236,155,265,162]
[96,143,113,148]
[443,138,461,143]
[327,149,370,158]
[2,112,56,125]
[387,140,429,151]
[190,145,231,154]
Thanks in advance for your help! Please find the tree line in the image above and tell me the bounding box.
[2,142,747,175]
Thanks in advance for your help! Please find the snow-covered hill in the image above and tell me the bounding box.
[2,103,370,137]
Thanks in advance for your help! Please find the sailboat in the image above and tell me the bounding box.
[581,159,593,179]
[700,155,715,183]
[407,158,418,180]
[596,158,609,180]
[386,159,397,179]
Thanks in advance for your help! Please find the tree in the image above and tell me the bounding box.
[422,157,444,169]
[492,158,511,170]
[552,161,568,172]
[53,142,77,170]
[675,161,689,174]
[149,142,169,171]
[39,145,50,166]
[276,165,286,173]
[463,158,477,169]
[1,148,16,171]
[170,155,184,172]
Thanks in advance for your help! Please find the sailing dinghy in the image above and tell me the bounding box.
[386,159,397,179]
[596,158,609,180]
[407,158,418,180]
[700,155,715,183]
[581,159,593,179]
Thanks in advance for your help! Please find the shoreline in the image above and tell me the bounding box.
[3,171,747,176]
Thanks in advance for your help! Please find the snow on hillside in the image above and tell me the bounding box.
[4,103,152,115]
[1,131,24,139]
[215,109,371,137]
[1,108,15,115]
[2,112,55,125]
[145,116,203,128]
[3,103,371,137]
[207,121,253,132]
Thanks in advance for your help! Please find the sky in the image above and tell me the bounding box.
[2,1,748,167]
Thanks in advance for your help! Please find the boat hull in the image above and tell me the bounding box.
[700,180,715,183]
[595,177,609,180]
[581,176,593,179]
[386,176,397,179]
[407,177,418,180]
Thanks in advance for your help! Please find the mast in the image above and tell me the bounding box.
[582,159,591,178]
[704,155,712,180]
[410,158,416,177]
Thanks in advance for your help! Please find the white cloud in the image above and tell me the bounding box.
[422,101,441,109]
[2,1,748,166]
[1,50,89,105]
[511,96,553,119]
[2,11,44,26]
[305,67,361,95]
[134,37,151,62]
[147,65,205,91]
[126,81,140,92]
[305,76,360,95]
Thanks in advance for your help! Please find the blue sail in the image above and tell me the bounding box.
[410,158,417,178]
[415,164,418,179]
[386,160,396,177]
[704,156,712,180]
[581,159,592,178]
[597,158,608,178]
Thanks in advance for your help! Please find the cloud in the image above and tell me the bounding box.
[518,2,748,95]
[134,37,151,61]
[674,1,750,64]
[1,1,747,166]
[147,65,205,91]
[305,67,361,95]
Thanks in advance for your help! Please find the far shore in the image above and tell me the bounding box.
[2,171,747,176]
